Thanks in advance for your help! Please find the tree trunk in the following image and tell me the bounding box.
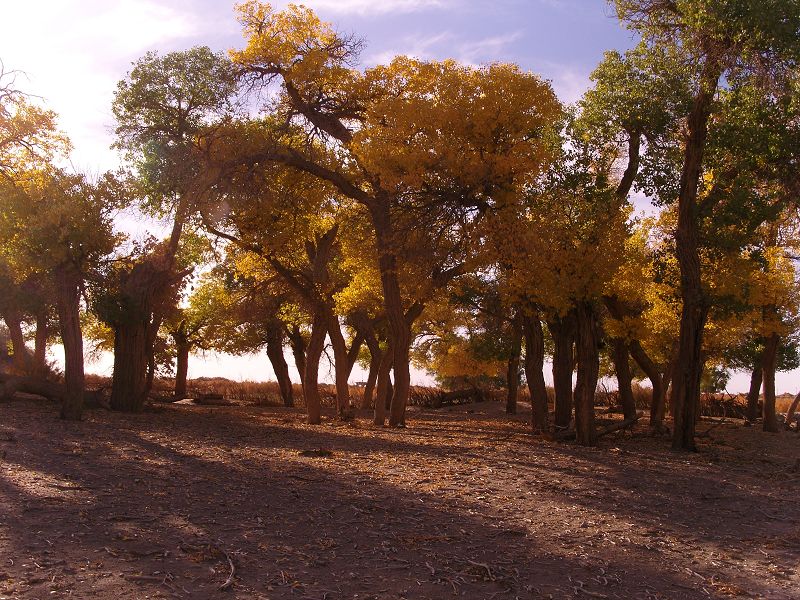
[612,338,637,421]
[33,310,48,375]
[522,314,549,432]
[745,365,763,423]
[303,313,327,424]
[574,302,599,446]
[628,340,666,428]
[785,391,800,429]
[361,335,382,410]
[388,321,412,427]
[761,332,779,433]
[110,320,149,412]
[506,314,522,415]
[373,343,393,426]
[287,326,308,394]
[671,59,720,451]
[174,338,190,400]
[266,322,293,407]
[326,311,353,419]
[2,310,29,373]
[548,313,575,429]
[55,269,84,421]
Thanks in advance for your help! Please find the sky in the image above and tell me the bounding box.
[2,0,798,393]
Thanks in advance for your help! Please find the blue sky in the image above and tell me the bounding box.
[3,1,797,392]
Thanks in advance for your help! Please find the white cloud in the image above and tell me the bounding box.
[297,0,449,15]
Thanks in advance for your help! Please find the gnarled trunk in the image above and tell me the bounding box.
[612,338,637,421]
[628,340,666,428]
[361,335,382,410]
[2,310,29,373]
[506,314,522,415]
[266,322,293,407]
[548,313,575,429]
[574,302,599,446]
[55,269,84,421]
[523,314,549,432]
[745,365,763,423]
[761,332,779,433]
[110,320,149,412]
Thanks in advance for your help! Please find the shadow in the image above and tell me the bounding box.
[0,397,797,599]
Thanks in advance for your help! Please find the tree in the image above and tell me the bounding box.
[612,0,800,450]
[105,47,236,412]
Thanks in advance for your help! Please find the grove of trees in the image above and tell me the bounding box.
[2,0,800,451]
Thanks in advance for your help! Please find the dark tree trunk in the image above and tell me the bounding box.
[33,310,48,375]
[266,322,293,407]
[303,313,327,424]
[388,321,412,427]
[574,302,599,446]
[361,335,382,410]
[628,340,666,428]
[346,333,364,379]
[745,365,763,423]
[373,343,393,426]
[174,337,190,400]
[506,314,522,415]
[761,332,779,433]
[548,313,575,429]
[326,310,353,419]
[287,326,307,394]
[110,320,149,412]
[522,314,549,432]
[785,392,800,429]
[612,338,637,421]
[2,310,29,372]
[671,59,721,451]
[55,269,84,421]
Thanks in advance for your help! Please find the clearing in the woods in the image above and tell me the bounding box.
[0,398,798,600]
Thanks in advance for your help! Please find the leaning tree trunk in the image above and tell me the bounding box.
[671,59,720,452]
[174,337,190,400]
[522,314,549,433]
[548,313,575,429]
[55,268,84,421]
[745,365,763,423]
[574,302,599,446]
[761,332,779,433]
[612,338,637,421]
[506,314,522,415]
[326,310,353,419]
[303,313,327,424]
[265,322,293,407]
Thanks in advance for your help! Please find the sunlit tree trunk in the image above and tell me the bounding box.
[303,313,327,424]
[361,336,382,410]
[288,326,307,397]
[373,343,393,426]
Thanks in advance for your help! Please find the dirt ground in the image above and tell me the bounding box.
[0,397,798,600]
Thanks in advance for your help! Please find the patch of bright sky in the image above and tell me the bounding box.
[3,1,792,391]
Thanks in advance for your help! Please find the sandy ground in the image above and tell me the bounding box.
[0,397,798,599]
